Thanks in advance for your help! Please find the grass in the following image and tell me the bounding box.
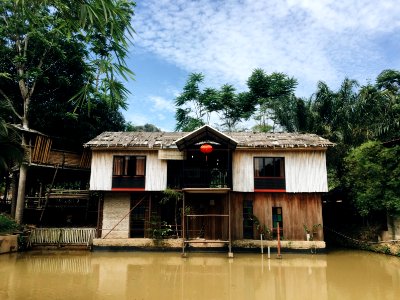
[0,213,19,235]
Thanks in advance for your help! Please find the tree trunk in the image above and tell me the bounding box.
[15,133,29,224]
[15,163,28,224]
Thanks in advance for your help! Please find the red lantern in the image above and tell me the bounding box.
[200,143,213,154]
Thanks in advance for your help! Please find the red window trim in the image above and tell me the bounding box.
[254,189,286,193]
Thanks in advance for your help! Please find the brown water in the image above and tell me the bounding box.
[1,250,400,300]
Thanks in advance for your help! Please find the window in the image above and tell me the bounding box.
[254,157,286,191]
[243,200,254,239]
[112,156,146,190]
[254,157,284,178]
[272,207,283,238]
[113,156,145,176]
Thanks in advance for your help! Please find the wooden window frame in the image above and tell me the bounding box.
[254,157,286,192]
[112,156,146,190]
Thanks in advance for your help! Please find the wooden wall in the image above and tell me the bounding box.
[90,150,167,191]
[230,192,323,241]
[232,150,328,193]
[145,152,167,191]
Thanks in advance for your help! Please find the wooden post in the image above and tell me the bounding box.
[228,192,233,258]
[182,192,186,257]
[96,194,103,238]
[277,222,282,259]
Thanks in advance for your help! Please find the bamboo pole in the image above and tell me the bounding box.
[39,164,59,223]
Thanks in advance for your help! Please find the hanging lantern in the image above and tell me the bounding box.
[200,143,213,154]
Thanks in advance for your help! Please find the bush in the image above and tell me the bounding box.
[0,213,19,234]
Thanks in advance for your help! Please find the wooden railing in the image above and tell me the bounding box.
[29,228,97,247]
[25,189,90,209]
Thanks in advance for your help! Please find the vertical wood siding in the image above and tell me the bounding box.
[89,150,167,191]
[232,150,328,193]
[90,151,113,190]
[285,151,328,192]
[145,152,167,191]
[232,151,254,192]
[230,192,323,240]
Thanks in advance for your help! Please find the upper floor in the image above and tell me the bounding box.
[14,124,91,170]
[85,125,334,193]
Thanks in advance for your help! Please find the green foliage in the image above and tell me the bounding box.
[247,69,297,131]
[125,123,161,132]
[147,215,172,239]
[303,224,322,240]
[0,213,20,234]
[251,214,272,240]
[175,73,255,131]
[344,141,400,216]
[0,0,135,121]
[0,120,23,173]
[160,188,183,205]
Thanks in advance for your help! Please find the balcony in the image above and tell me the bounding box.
[254,177,286,192]
[112,176,145,190]
[168,167,230,189]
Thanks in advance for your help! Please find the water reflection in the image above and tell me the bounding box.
[1,250,399,300]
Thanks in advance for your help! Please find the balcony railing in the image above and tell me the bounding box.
[112,176,145,189]
[179,168,230,189]
[254,177,286,191]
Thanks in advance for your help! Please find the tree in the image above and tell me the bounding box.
[0,120,23,175]
[125,123,161,132]
[175,73,209,131]
[0,0,135,223]
[344,141,400,217]
[212,86,254,131]
[356,70,400,141]
[247,69,297,132]
[175,73,255,132]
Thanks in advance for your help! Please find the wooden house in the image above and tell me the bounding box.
[85,125,334,250]
[6,125,93,225]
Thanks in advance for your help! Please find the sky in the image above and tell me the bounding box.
[123,0,400,132]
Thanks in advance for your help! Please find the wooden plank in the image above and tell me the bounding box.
[230,192,323,241]
[186,214,229,217]
[184,240,229,243]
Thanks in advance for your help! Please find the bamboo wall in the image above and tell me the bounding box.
[230,192,323,240]
[101,192,131,238]
[90,150,167,191]
[232,150,328,193]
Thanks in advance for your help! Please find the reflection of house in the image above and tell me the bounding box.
[86,125,334,251]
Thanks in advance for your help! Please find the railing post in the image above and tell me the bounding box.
[277,222,282,259]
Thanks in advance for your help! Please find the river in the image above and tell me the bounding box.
[1,250,399,300]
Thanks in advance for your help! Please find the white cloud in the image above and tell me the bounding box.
[133,0,400,97]
[148,95,176,113]
[125,113,149,125]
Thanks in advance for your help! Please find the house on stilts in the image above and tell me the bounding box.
[85,125,334,254]
[7,125,94,226]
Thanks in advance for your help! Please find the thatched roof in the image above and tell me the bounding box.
[85,126,334,150]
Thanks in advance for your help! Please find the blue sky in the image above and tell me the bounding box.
[123,0,400,131]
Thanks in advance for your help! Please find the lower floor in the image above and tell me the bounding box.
[98,190,324,242]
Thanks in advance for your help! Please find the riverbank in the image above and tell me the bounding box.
[91,238,326,254]
[358,241,400,256]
